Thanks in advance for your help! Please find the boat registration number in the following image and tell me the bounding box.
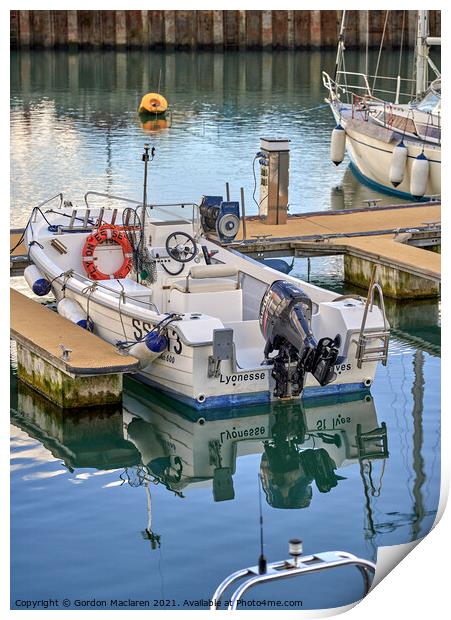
[132,318,183,354]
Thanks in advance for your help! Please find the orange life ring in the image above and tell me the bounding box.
[82,224,133,280]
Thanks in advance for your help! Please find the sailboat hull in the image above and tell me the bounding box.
[331,107,441,201]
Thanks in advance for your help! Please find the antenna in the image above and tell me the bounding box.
[142,143,150,210]
[141,143,155,226]
[257,473,267,574]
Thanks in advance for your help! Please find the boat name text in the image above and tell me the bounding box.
[219,372,266,385]
[220,425,267,443]
[132,318,182,354]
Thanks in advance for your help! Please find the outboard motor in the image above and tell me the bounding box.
[259,280,341,399]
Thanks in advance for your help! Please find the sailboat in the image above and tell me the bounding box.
[322,10,441,200]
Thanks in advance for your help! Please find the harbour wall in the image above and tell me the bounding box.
[10,10,441,51]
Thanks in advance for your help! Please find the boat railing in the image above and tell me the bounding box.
[323,70,416,104]
[84,191,143,210]
[211,545,376,611]
[31,193,64,221]
[48,267,161,315]
[83,192,201,235]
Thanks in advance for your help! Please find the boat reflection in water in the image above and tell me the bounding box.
[123,382,388,509]
[329,166,407,211]
[13,377,389,518]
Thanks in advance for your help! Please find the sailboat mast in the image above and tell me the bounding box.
[333,10,347,80]
[416,10,429,96]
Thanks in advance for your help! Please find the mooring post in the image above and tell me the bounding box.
[258,137,290,225]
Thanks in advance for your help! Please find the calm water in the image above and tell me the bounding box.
[10,48,420,226]
[10,50,440,611]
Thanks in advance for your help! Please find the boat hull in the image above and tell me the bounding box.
[50,285,376,410]
[332,108,441,200]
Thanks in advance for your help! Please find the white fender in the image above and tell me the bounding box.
[129,342,162,369]
[24,264,51,297]
[410,153,429,198]
[57,297,93,331]
[330,124,346,166]
[389,141,408,187]
[129,332,168,369]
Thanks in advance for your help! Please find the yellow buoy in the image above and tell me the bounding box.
[138,92,168,115]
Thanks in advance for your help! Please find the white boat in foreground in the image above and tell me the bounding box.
[22,160,389,410]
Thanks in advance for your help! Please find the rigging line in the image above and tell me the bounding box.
[296,103,330,116]
[117,314,180,348]
[11,206,54,255]
[398,10,406,78]
[10,223,29,255]
[365,10,369,80]
[49,269,73,289]
[372,10,390,94]
[341,46,349,104]
[161,261,184,276]
[81,282,97,326]
[61,270,74,298]
[421,112,432,154]
[401,108,413,141]
[410,15,418,99]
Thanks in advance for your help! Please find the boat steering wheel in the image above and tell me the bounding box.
[165,231,198,263]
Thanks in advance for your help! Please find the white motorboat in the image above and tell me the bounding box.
[22,151,389,411]
[323,10,441,200]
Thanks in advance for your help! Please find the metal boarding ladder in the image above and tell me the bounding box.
[356,422,389,460]
[355,267,390,369]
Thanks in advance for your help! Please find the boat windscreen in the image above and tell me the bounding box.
[417,80,441,112]
[145,203,199,231]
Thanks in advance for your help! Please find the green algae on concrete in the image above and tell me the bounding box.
[344,255,440,300]
[16,344,122,408]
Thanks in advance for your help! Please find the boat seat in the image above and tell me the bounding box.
[168,264,242,321]
[170,264,240,293]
